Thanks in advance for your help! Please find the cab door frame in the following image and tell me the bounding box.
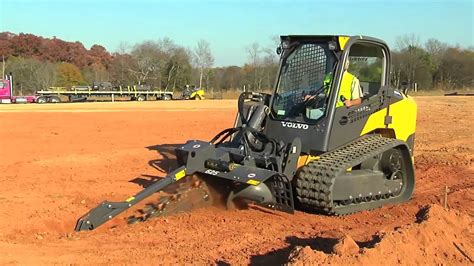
[324,36,393,150]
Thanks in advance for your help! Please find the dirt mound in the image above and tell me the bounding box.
[332,235,360,255]
[288,204,474,265]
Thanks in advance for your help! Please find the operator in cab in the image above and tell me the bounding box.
[304,59,362,108]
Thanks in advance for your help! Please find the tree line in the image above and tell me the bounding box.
[0,32,472,95]
[391,34,473,90]
[0,32,216,94]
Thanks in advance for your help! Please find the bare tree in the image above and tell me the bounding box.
[261,36,280,89]
[193,40,214,89]
[35,61,57,89]
[246,42,261,90]
[129,41,160,85]
[108,42,133,86]
[263,35,280,63]
[395,33,421,51]
[5,56,56,93]
[425,38,447,87]
[395,34,424,87]
[126,39,194,90]
[164,47,192,91]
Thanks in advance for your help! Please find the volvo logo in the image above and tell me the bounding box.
[281,121,309,130]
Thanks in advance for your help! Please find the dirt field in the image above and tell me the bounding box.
[0,97,472,264]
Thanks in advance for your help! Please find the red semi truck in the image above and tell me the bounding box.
[0,74,39,103]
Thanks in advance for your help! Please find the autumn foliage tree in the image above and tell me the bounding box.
[56,63,84,86]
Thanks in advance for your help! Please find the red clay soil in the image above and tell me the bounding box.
[0,97,472,264]
[288,204,473,265]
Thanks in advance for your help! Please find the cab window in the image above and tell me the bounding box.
[346,43,386,97]
[272,42,336,122]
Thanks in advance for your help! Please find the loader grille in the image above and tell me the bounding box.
[282,44,327,92]
[274,43,333,118]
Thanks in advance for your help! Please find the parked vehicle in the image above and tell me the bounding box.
[0,73,38,103]
[92,82,113,91]
[71,85,92,91]
[181,85,205,100]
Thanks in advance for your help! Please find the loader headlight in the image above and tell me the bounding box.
[277,40,292,55]
[276,46,282,55]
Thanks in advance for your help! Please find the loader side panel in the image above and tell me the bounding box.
[361,95,417,142]
[387,96,417,142]
[327,90,418,152]
[327,87,393,150]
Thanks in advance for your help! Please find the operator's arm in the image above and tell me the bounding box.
[344,76,363,107]
[344,97,361,107]
[304,94,316,101]
[304,73,333,102]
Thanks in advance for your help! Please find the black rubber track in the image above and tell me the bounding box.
[295,135,415,215]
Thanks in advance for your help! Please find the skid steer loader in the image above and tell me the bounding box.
[75,35,417,231]
[182,86,205,100]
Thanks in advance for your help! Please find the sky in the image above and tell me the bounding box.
[0,0,473,66]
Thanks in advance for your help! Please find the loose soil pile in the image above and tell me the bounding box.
[0,97,472,264]
[288,204,473,265]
